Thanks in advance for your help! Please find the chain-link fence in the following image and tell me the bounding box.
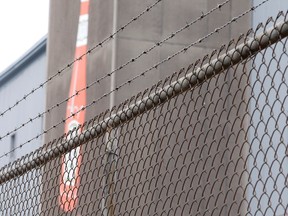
[1,11,288,216]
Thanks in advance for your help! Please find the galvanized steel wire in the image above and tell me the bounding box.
[0,0,232,147]
[0,0,163,119]
[0,0,267,160]
[1,10,288,215]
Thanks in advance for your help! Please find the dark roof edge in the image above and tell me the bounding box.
[0,35,47,85]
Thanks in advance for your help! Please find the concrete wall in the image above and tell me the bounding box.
[4,0,288,214]
[45,0,251,143]
[44,0,251,214]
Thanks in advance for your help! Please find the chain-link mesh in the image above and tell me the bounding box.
[1,12,288,216]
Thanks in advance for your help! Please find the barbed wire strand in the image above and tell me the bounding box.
[0,0,232,142]
[1,12,288,215]
[0,0,163,119]
[0,0,270,160]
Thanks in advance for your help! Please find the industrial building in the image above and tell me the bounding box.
[0,0,288,215]
[0,36,47,167]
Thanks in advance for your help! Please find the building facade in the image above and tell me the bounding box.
[0,0,288,215]
[0,36,47,167]
[44,0,252,215]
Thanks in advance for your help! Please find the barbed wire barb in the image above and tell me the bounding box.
[0,10,288,215]
[0,0,163,119]
[0,0,232,143]
[0,0,271,160]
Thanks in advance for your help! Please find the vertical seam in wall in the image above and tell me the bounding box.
[202,0,209,214]
[224,2,233,216]
[110,0,118,110]
[159,0,165,67]
[160,0,164,42]
[155,0,165,214]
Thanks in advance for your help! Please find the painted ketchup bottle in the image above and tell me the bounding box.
[59,0,89,212]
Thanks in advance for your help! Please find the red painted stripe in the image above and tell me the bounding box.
[80,1,89,15]
[60,45,87,213]
[59,0,90,211]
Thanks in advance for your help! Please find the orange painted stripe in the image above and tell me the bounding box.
[80,1,89,15]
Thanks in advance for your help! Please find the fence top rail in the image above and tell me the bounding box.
[0,12,288,185]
